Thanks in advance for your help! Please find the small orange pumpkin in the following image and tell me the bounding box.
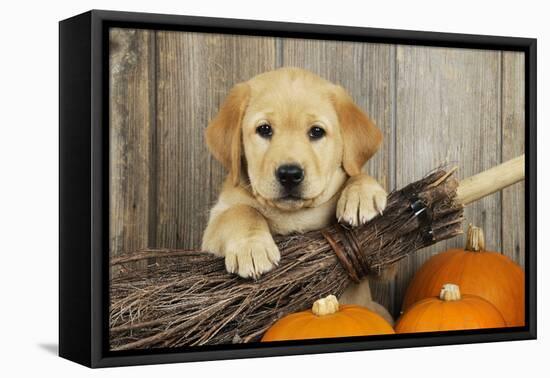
[261,295,394,341]
[402,224,525,326]
[396,284,506,333]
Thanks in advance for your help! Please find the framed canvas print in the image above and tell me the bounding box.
[59,10,537,368]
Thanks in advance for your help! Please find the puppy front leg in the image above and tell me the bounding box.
[202,204,280,279]
[339,279,394,325]
[337,174,397,280]
[337,174,394,324]
[337,173,387,226]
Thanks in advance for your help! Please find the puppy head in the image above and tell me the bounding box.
[206,67,382,211]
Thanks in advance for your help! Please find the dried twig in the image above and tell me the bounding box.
[110,168,464,350]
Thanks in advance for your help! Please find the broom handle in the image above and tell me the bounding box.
[456,154,525,205]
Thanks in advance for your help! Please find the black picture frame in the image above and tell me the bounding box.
[59,9,537,368]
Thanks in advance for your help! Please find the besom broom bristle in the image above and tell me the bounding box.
[110,168,463,350]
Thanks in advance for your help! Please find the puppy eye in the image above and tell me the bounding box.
[308,126,326,140]
[256,123,273,138]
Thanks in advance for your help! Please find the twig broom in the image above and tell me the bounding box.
[110,155,525,350]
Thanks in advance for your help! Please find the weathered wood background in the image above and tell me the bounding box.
[109,28,525,317]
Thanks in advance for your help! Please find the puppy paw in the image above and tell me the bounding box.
[337,176,387,226]
[224,233,281,279]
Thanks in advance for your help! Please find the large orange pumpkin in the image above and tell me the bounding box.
[402,225,524,326]
[261,295,394,341]
[396,284,506,333]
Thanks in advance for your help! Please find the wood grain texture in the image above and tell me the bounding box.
[393,46,502,314]
[109,28,155,275]
[109,30,526,319]
[502,52,526,267]
[281,39,396,313]
[155,32,277,249]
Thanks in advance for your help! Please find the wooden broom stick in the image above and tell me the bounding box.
[457,154,525,205]
[110,155,526,349]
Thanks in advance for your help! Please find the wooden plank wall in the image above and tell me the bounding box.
[109,29,155,274]
[109,28,525,317]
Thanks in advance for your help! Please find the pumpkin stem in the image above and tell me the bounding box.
[439,284,461,301]
[465,224,485,252]
[312,295,339,316]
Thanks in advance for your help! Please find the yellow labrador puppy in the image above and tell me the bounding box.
[202,67,392,323]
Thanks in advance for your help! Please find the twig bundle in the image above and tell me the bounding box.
[110,168,463,350]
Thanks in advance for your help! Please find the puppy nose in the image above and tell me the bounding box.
[276,164,304,188]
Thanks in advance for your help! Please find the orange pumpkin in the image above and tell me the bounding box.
[402,224,525,326]
[261,295,394,341]
[396,284,506,333]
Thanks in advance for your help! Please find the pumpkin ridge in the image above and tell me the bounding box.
[402,242,524,326]
[397,283,508,334]
[398,224,525,332]
[460,296,479,329]
[339,311,367,334]
[432,250,464,288]
[426,252,463,305]
[424,254,451,297]
[455,250,471,290]
[414,258,441,306]
[263,296,395,341]
[464,295,504,328]
[408,299,433,331]
[284,314,319,340]
[411,252,454,308]
[343,307,393,334]
[489,257,521,325]
[437,299,447,330]
[298,315,325,339]
[265,313,315,341]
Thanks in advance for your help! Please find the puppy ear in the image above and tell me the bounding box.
[206,83,250,185]
[331,85,383,176]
